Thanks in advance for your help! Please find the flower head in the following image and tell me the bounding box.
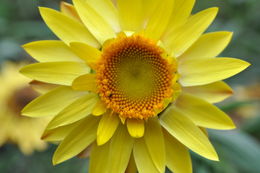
[20,0,250,172]
[0,62,48,155]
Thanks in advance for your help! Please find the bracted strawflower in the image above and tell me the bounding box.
[20,0,250,172]
[0,62,48,155]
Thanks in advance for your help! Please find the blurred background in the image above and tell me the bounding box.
[0,0,259,172]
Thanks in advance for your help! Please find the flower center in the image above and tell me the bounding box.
[96,34,177,119]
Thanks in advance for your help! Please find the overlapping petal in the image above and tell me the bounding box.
[72,0,116,44]
[175,93,235,129]
[53,116,99,165]
[179,57,250,86]
[160,107,219,161]
[144,117,166,173]
[183,81,233,103]
[163,7,218,57]
[97,112,119,145]
[117,0,143,31]
[20,62,90,85]
[22,86,84,117]
[23,40,82,62]
[164,130,192,173]
[46,93,98,130]
[39,7,99,47]
[179,32,233,61]
[106,125,134,173]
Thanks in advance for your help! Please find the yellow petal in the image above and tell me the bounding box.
[23,40,82,62]
[53,115,99,165]
[144,117,166,173]
[106,125,134,173]
[89,142,110,173]
[175,93,235,129]
[179,32,233,61]
[22,86,84,117]
[179,58,250,86]
[133,138,160,173]
[126,153,137,173]
[183,81,233,103]
[97,112,119,145]
[117,0,143,31]
[144,0,174,41]
[46,94,98,130]
[164,129,192,173]
[42,120,81,142]
[29,80,58,94]
[72,0,116,44]
[60,2,81,22]
[164,0,195,34]
[39,7,99,48]
[20,62,90,86]
[142,0,160,21]
[69,42,101,69]
[86,0,120,32]
[127,119,144,138]
[72,74,97,92]
[160,107,219,161]
[92,99,107,116]
[163,7,218,57]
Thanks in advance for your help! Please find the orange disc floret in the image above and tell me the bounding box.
[96,34,177,119]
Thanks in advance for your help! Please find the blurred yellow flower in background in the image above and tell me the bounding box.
[0,62,48,155]
[19,0,250,172]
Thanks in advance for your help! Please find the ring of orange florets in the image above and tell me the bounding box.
[96,34,177,119]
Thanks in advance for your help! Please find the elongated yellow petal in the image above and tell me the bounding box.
[86,0,120,32]
[126,154,137,173]
[22,86,84,117]
[183,81,233,103]
[60,2,81,22]
[117,0,143,31]
[72,74,97,92]
[144,117,166,173]
[175,93,235,129]
[53,116,99,165]
[127,119,144,138]
[164,0,195,34]
[23,40,82,62]
[179,32,233,61]
[42,120,81,142]
[164,130,192,173]
[144,0,174,41]
[142,0,160,21]
[72,0,116,44]
[179,58,250,86]
[106,125,134,173]
[89,142,110,173]
[46,94,98,130]
[133,138,160,173]
[163,7,218,57]
[70,42,101,69]
[92,99,107,116]
[20,62,90,86]
[97,112,119,145]
[160,107,219,161]
[29,80,58,94]
[39,7,99,48]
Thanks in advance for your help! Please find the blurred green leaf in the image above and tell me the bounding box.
[209,130,260,173]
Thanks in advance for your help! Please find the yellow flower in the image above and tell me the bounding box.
[20,0,250,172]
[0,62,48,155]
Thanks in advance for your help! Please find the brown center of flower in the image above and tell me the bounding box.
[96,34,177,119]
